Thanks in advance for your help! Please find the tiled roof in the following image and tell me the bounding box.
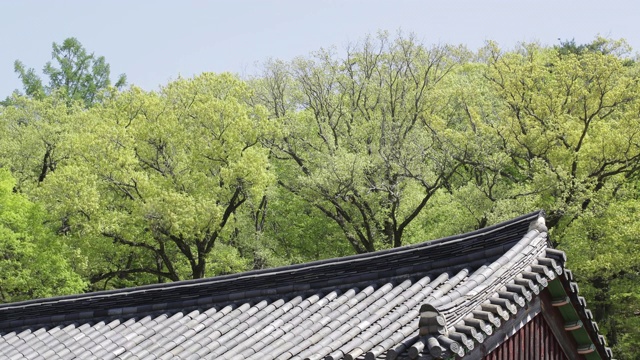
[0,211,612,359]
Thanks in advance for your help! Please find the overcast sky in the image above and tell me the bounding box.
[2,0,639,97]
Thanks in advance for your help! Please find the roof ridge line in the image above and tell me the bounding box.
[0,211,543,312]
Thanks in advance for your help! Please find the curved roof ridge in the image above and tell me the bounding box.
[414,215,612,359]
[414,229,546,356]
[0,211,542,326]
[417,221,547,332]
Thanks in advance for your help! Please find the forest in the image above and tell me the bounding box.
[1,34,639,357]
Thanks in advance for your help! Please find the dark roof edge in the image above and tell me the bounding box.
[559,264,613,359]
[0,210,544,311]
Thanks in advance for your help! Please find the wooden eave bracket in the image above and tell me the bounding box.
[564,320,583,331]
[577,344,596,354]
[551,295,570,307]
[549,269,613,359]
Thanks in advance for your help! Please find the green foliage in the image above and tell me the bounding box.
[561,194,640,358]
[258,33,468,252]
[9,37,126,107]
[0,94,84,189]
[556,37,633,57]
[36,73,272,287]
[456,41,640,228]
[260,184,353,263]
[0,169,85,302]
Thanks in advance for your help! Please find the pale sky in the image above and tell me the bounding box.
[2,0,639,97]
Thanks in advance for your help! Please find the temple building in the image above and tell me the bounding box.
[0,211,612,359]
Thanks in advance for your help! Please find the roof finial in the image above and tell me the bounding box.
[528,214,547,233]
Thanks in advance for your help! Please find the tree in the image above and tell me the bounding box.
[555,37,633,57]
[449,41,640,227]
[0,169,85,302]
[560,194,640,358]
[36,73,273,287]
[0,95,83,189]
[447,40,640,356]
[1,38,126,188]
[11,37,126,107]
[259,33,467,253]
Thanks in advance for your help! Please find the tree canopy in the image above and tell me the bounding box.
[36,73,273,286]
[10,37,126,107]
[0,168,85,302]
